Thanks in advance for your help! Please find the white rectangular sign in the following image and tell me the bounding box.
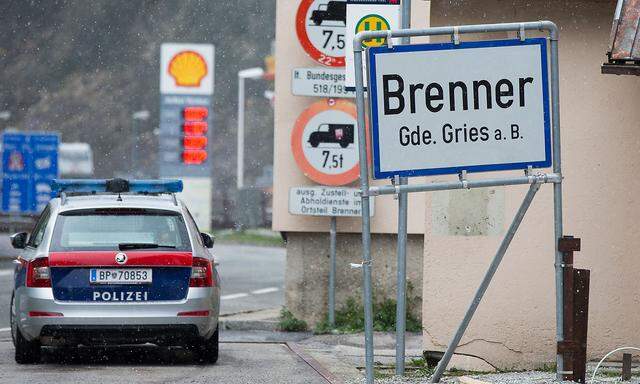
[289,187,374,217]
[367,39,551,179]
[292,68,355,98]
[160,43,214,95]
[178,177,212,231]
[345,1,401,89]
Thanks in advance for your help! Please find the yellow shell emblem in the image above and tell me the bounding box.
[168,51,208,87]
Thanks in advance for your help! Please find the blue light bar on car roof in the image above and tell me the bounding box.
[52,179,183,194]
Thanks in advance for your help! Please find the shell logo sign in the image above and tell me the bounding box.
[168,51,208,87]
[160,43,214,95]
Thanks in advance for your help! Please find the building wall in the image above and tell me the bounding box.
[286,232,423,326]
[274,0,431,324]
[423,0,640,369]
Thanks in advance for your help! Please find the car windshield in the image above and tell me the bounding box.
[50,208,191,252]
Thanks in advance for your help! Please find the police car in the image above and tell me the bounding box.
[9,179,220,364]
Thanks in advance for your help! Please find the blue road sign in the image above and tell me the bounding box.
[31,134,59,212]
[2,132,59,214]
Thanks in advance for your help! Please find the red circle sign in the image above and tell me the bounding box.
[292,100,366,186]
[295,0,346,67]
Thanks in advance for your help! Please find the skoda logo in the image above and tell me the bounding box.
[115,253,128,265]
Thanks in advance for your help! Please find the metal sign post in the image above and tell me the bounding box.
[353,21,565,384]
[395,0,410,376]
[289,186,375,327]
[329,215,337,325]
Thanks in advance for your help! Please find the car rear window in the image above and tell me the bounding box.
[50,208,191,252]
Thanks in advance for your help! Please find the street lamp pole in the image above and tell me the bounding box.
[237,67,264,190]
[131,110,150,178]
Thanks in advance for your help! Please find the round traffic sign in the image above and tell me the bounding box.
[291,100,364,186]
[295,0,346,67]
[355,14,391,48]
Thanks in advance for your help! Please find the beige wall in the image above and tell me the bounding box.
[423,0,640,369]
[273,0,430,234]
[286,232,424,326]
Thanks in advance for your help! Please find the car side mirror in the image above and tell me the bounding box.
[10,232,28,249]
[200,233,214,248]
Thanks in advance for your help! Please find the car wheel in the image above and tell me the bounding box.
[197,326,219,364]
[309,139,319,148]
[340,141,349,148]
[312,18,322,26]
[11,293,41,364]
[10,293,17,345]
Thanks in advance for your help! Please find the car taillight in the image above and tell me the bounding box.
[177,310,210,317]
[26,257,51,288]
[190,257,213,287]
[28,311,63,317]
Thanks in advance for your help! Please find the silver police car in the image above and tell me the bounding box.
[9,179,221,364]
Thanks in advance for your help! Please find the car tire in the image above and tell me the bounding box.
[309,139,319,148]
[340,141,349,148]
[11,293,41,364]
[196,326,219,364]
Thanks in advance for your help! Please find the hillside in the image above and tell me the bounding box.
[0,0,276,224]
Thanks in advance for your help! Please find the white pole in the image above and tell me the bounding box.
[237,76,245,190]
[236,68,263,190]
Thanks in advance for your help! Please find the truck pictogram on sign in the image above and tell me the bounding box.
[296,0,347,67]
[310,1,347,25]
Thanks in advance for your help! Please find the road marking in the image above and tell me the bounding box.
[251,287,279,295]
[0,270,12,277]
[0,327,10,333]
[221,287,280,301]
[221,293,249,300]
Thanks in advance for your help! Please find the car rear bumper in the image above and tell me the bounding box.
[14,286,220,343]
[39,324,201,346]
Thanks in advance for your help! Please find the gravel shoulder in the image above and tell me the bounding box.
[344,369,640,384]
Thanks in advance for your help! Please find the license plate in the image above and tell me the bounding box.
[90,269,152,284]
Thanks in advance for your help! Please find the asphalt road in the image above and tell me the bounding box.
[214,244,285,315]
[0,330,325,384]
[0,240,285,329]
